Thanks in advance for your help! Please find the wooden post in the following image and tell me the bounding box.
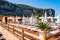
[8,24,9,30]
[5,23,6,28]
[14,16,16,23]
[12,25,14,33]
[22,27,24,40]
[43,32,46,40]
[39,31,46,40]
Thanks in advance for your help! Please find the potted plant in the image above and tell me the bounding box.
[37,22,51,40]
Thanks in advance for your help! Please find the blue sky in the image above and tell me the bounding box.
[7,0,60,16]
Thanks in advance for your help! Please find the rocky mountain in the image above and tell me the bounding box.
[0,0,55,17]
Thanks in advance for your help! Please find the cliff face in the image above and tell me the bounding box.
[0,0,55,17]
[0,0,23,16]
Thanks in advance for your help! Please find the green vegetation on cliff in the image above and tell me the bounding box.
[0,0,55,17]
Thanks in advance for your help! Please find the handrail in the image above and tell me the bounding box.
[0,22,39,40]
[0,22,24,40]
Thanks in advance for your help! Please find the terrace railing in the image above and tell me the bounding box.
[0,22,39,40]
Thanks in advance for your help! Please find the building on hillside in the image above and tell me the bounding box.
[36,9,55,17]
